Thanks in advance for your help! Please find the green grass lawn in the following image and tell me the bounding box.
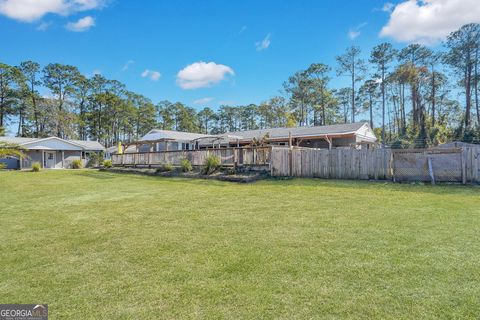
[1,170,479,319]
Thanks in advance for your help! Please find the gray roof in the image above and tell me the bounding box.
[226,122,369,141]
[0,136,105,151]
[69,139,105,151]
[141,129,214,142]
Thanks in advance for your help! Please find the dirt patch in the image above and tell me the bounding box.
[100,167,268,183]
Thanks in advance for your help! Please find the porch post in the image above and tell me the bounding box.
[62,151,65,168]
[41,151,45,168]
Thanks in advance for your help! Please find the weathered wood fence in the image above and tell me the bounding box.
[111,147,271,167]
[111,145,480,184]
[270,147,392,180]
[270,146,480,183]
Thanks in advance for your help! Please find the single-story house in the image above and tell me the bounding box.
[134,130,217,152]
[225,122,377,149]
[133,122,377,151]
[0,136,105,169]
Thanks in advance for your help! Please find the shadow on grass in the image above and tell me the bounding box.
[80,168,480,198]
[262,177,480,197]
[72,170,117,180]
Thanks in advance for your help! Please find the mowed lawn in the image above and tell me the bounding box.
[1,170,479,319]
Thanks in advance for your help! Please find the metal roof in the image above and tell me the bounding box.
[226,122,369,141]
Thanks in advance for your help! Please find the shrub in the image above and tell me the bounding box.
[203,155,221,175]
[390,139,411,149]
[180,158,192,172]
[0,163,6,170]
[31,162,41,172]
[87,152,104,167]
[156,163,174,173]
[72,159,83,169]
[103,159,112,168]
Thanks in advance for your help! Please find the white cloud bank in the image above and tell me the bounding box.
[141,69,161,81]
[255,33,271,51]
[65,15,94,31]
[380,0,480,44]
[176,61,234,90]
[0,0,105,22]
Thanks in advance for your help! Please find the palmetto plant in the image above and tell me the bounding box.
[0,141,27,159]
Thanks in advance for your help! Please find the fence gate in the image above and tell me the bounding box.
[392,148,463,183]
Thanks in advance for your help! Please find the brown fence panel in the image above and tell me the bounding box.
[270,147,391,180]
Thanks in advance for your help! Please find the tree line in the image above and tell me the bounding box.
[1,23,480,148]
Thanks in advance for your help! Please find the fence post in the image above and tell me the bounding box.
[233,148,237,170]
[288,147,293,176]
[391,151,396,182]
[427,156,435,185]
[461,148,467,185]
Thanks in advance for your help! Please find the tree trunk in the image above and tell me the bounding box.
[465,64,472,128]
[475,48,479,125]
[351,67,355,123]
[381,65,385,146]
[431,69,436,127]
[401,83,406,135]
[369,95,373,129]
[30,80,39,137]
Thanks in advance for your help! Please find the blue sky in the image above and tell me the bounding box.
[1,0,479,111]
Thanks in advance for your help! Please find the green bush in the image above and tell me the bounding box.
[156,163,174,173]
[181,158,192,172]
[31,162,41,172]
[203,155,221,175]
[0,163,6,170]
[87,152,104,167]
[103,159,113,168]
[72,159,83,169]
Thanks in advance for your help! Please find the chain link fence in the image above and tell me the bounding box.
[392,148,463,183]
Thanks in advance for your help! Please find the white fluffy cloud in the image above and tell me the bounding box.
[0,0,105,22]
[141,69,161,81]
[193,97,214,105]
[255,33,271,51]
[380,0,480,44]
[65,15,94,32]
[176,61,234,90]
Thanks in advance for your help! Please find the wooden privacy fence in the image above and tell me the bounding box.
[112,145,480,184]
[270,147,392,180]
[270,146,480,183]
[111,147,271,167]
